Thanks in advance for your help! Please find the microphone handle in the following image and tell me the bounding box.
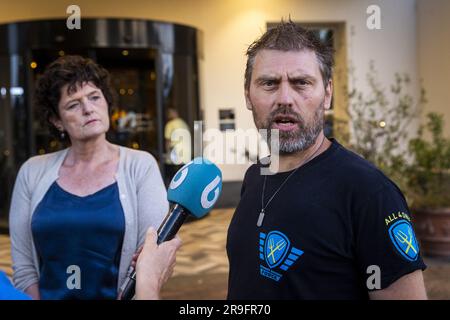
[157,204,189,244]
[119,204,189,300]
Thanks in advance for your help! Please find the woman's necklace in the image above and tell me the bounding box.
[257,135,326,227]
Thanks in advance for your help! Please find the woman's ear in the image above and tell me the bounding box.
[49,117,64,132]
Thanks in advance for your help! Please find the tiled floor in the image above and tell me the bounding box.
[0,209,233,299]
[160,209,232,299]
[1,209,450,299]
[0,234,12,277]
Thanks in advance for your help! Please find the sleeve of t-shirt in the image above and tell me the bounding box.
[353,183,427,290]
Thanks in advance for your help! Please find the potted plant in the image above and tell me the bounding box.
[338,63,450,257]
[336,62,421,193]
[406,112,450,257]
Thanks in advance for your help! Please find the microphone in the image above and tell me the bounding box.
[119,157,222,300]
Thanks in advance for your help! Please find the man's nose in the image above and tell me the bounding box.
[276,81,294,107]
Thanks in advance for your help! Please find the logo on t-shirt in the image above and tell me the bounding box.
[258,231,304,282]
[388,220,419,261]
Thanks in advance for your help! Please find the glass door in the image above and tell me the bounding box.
[0,54,29,230]
[95,48,159,160]
[0,55,11,230]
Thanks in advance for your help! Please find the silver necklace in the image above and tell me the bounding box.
[257,136,326,227]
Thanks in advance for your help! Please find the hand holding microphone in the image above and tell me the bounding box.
[119,157,223,300]
[134,227,182,300]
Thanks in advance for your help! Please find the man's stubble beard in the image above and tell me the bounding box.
[251,98,325,155]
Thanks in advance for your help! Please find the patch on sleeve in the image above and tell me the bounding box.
[388,219,420,261]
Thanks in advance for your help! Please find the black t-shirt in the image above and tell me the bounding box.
[227,139,426,300]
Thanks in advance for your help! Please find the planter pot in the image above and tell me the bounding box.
[413,207,450,258]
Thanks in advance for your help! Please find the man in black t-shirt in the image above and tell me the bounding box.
[226,20,427,300]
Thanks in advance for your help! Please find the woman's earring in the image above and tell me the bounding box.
[60,131,65,139]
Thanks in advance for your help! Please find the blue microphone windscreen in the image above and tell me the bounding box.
[167,157,222,218]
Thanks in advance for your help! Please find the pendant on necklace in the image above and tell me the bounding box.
[257,209,265,227]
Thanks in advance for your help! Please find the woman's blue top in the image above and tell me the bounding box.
[31,181,125,300]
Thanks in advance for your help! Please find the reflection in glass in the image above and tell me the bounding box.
[98,48,159,159]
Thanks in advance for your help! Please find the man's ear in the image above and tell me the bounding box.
[323,79,333,110]
[245,89,253,111]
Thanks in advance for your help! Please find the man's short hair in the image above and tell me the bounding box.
[245,19,334,90]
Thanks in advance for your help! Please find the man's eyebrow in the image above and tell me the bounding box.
[255,75,281,83]
[288,74,316,82]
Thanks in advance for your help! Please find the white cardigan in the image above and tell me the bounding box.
[9,146,169,295]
